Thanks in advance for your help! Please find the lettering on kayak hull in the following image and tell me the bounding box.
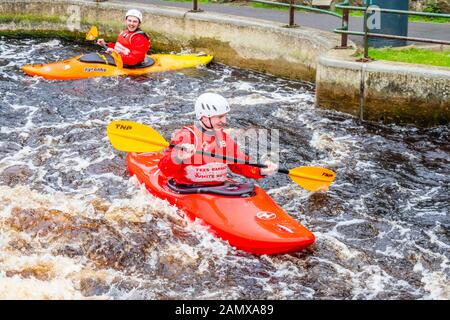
[84,67,107,73]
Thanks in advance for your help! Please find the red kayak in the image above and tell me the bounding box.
[126,152,315,255]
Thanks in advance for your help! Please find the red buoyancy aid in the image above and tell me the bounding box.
[108,29,150,66]
[158,124,264,185]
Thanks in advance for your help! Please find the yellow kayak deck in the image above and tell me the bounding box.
[21,53,213,80]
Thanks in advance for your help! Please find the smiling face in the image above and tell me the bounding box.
[201,113,228,131]
[126,16,140,32]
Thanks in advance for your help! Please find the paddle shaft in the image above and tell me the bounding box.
[86,27,114,55]
[170,143,279,171]
[106,120,336,190]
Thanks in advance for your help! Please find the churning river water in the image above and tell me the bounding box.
[0,37,448,300]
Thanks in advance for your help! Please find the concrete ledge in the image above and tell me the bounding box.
[316,49,450,126]
[0,0,342,82]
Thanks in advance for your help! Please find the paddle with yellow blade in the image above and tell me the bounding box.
[86,26,99,42]
[107,120,336,192]
[85,26,123,69]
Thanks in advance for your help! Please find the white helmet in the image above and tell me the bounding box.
[195,93,230,120]
[125,9,143,23]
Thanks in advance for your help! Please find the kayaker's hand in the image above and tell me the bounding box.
[105,48,114,54]
[177,144,196,160]
[260,161,278,176]
[97,39,106,47]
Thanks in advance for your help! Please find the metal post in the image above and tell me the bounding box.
[190,0,203,12]
[341,7,349,47]
[289,0,295,27]
[363,2,369,59]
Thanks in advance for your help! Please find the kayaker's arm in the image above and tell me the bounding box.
[226,143,264,180]
[121,34,150,66]
[224,133,268,180]
[95,39,111,51]
[157,129,195,176]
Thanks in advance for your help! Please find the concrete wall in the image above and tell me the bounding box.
[316,49,450,126]
[0,0,341,82]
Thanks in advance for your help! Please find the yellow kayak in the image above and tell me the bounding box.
[21,52,213,80]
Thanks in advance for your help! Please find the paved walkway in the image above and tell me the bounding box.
[116,0,450,46]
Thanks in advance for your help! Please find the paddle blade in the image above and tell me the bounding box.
[288,166,336,192]
[86,26,98,41]
[111,51,123,69]
[107,120,170,152]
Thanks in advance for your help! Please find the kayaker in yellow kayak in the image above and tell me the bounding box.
[96,9,151,67]
[158,93,279,186]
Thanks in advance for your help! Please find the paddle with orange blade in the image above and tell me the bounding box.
[107,120,336,192]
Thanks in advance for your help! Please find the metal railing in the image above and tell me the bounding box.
[186,0,450,59]
[335,0,450,59]
[250,0,341,27]
[187,0,341,26]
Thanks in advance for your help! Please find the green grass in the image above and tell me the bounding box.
[408,15,449,24]
[0,14,63,24]
[362,47,450,67]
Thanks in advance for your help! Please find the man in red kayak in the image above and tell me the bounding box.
[96,9,150,66]
[158,93,278,186]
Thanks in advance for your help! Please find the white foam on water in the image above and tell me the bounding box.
[352,265,393,299]
[316,233,362,261]
[310,132,353,160]
[423,228,450,250]
[0,181,200,299]
[413,261,449,300]
[375,246,405,259]
[0,254,84,294]
[0,275,87,300]
[421,271,449,300]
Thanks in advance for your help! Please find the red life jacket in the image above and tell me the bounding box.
[109,29,151,66]
[158,124,263,185]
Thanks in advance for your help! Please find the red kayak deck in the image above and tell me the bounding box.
[126,152,315,255]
